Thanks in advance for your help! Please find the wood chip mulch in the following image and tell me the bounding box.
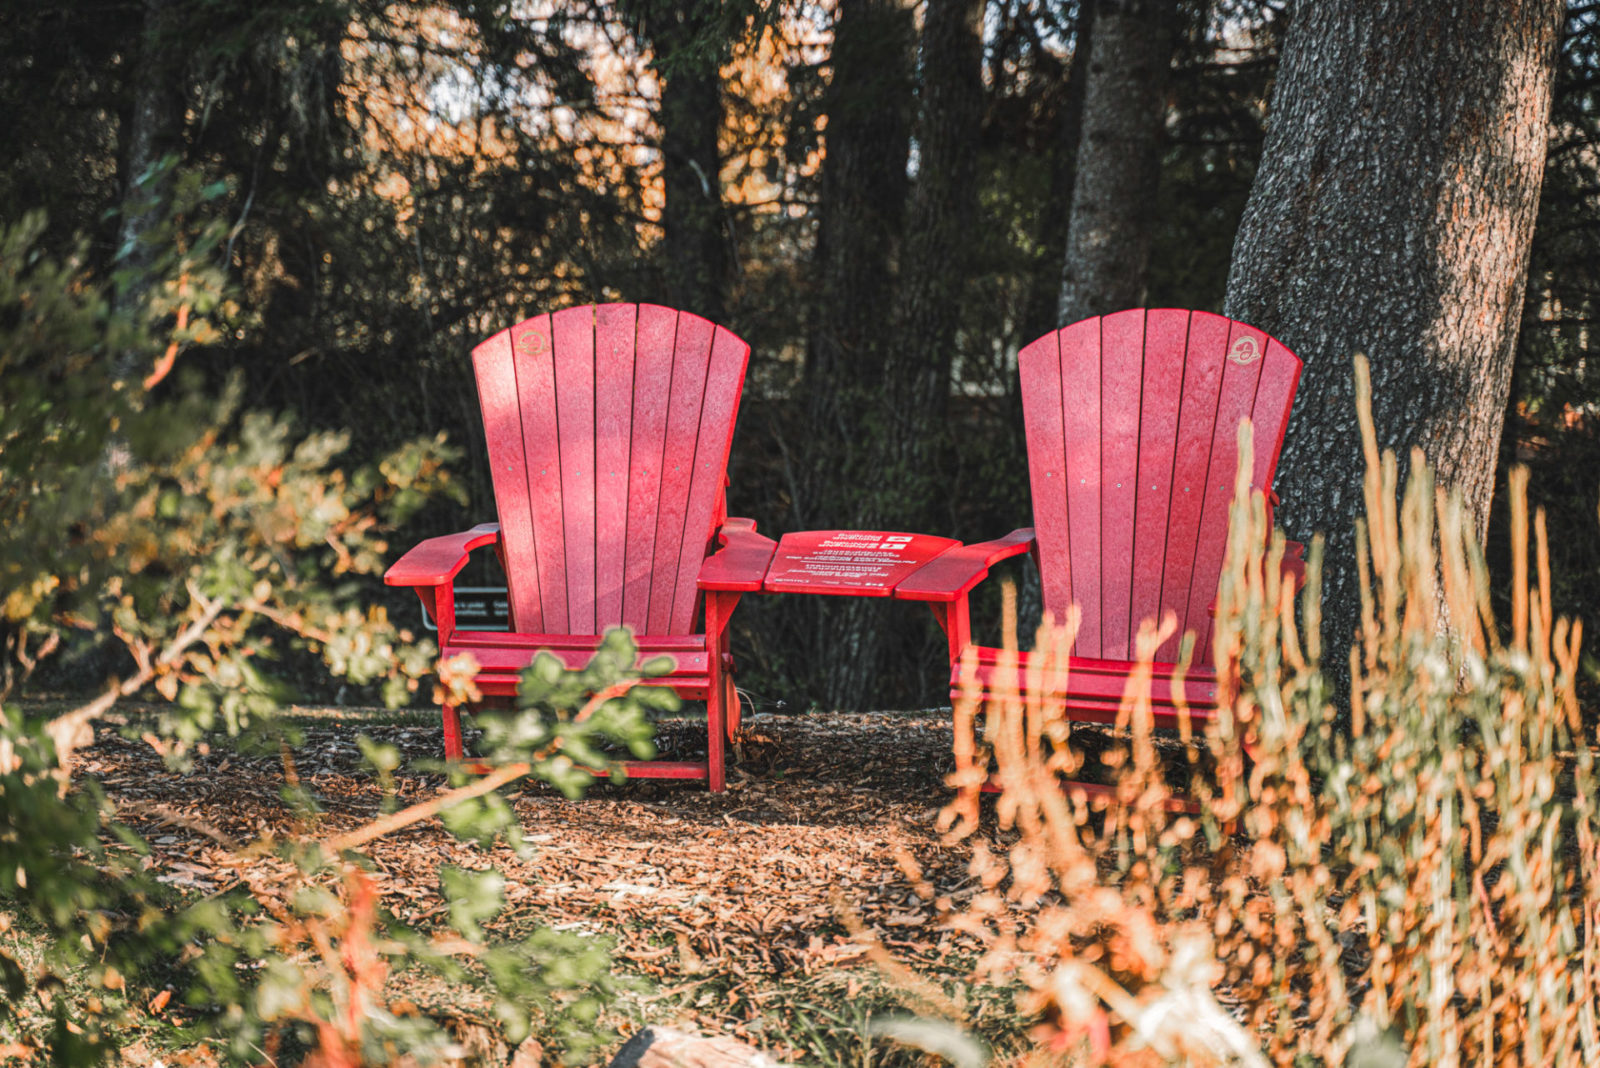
[74,708,1007,1040]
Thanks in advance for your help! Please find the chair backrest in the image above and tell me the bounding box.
[1019,308,1301,663]
[472,303,750,637]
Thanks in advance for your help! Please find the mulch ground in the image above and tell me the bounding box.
[74,707,1026,1062]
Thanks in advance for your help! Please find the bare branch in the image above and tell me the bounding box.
[43,585,229,780]
[143,284,190,390]
[319,761,532,859]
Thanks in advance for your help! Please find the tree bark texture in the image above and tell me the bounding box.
[1023,2,1092,341]
[1058,0,1176,325]
[801,0,913,489]
[116,0,186,326]
[813,0,985,713]
[1224,0,1561,658]
[875,0,984,517]
[793,0,913,712]
[653,6,729,323]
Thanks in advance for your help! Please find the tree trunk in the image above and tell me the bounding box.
[801,0,912,486]
[115,0,185,330]
[796,0,913,712]
[1224,0,1562,661]
[826,0,985,710]
[1023,3,1092,340]
[653,7,728,323]
[876,0,984,509]
[1057,0,1176,324]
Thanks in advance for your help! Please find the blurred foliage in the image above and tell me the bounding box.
[0,641,653,1065]
[0,181,458,717]
[0,202,669,1062]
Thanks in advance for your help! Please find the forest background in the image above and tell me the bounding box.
[4,0,1598,714]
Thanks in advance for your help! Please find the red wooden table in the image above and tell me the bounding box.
[760,529,962,596]
[703,529,973,678]
[699,529,976,725]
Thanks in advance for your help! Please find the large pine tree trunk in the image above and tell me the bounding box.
[802,0,912,465]
[1224,0,1562,659]
[652,7,728,322]
[115,0,185,327]
[794,0,912,712]
[1022,3,1092,341]
[1057,0,1176,324]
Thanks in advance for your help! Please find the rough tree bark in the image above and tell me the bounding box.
[115,0,186,326]
[651,5,729,322]
[1224,0,1562,659]
[801,0,912,484]
[875,0,984,507]
[815,0,986,712]
[795,0,913,712]
[1058,0,1176,324]
[1023,2,1093,340]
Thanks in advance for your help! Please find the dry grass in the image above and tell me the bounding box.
[919,356,1599,1067]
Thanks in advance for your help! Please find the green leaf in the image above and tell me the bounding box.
[356,734,400,774]
[439,866,506,943]
[254,959,308,1022]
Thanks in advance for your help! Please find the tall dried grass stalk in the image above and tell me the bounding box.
[932,356,1598,1067]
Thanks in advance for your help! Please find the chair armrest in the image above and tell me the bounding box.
[383,523,501,588]
[894,528,1037,602]
[698,518,777,592]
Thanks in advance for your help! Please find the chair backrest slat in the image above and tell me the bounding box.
[670,326,750,632]
[622,305,681,630]
[1020,309,1302,663]
[1019,330,1073,631]
[647,313,716,634]
[1154,312,1229,662]
[472,327,542,631]
[1183,318,1274,657]
[594,303,638,629]
[1098,310,1146,658]
[552,307,598,635]
[1129,309,1191,658]
[506,313,568,633]
[1060,321,1104,656]
[472,303,750,637]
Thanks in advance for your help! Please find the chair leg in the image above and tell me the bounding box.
[706,668,727,794]
[441,702,464,761]
[724,671,741,740]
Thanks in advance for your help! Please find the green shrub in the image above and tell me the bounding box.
[0,203,662,1064]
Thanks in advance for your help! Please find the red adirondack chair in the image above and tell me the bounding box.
[896,309,1304,769]
[383,303,776,791]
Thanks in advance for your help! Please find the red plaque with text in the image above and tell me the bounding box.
[761,530,961,597]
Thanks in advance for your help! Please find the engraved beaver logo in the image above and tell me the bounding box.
[1227,335,1261,365]
[516,329,545,356]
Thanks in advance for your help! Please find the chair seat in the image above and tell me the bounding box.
[953,645,1221,727]
[444,631,714,698]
